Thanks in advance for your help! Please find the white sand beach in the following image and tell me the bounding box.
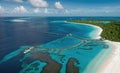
[88,24,103,39]
[97,41,120,73]
[66,21,103,39]
[82,24,120,73]
[91,24,120,73]
[67,21,120,73]
[90,25,120,73]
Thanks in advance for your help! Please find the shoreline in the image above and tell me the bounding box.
[83,22,120,73]
[65,21,103,39]
[96,41,120,73]
[80,23,120,73]
[85,23,103,39]
[67,21,120,73]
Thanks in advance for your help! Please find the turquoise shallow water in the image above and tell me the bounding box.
[0,36,111,73]
[41,36,110,73]
[0,17,113,73]
[19,60,47,73]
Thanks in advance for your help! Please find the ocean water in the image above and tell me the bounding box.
[0,17,118,73]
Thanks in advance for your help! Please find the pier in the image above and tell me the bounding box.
[41,31,100,41]
[23,32,107,54]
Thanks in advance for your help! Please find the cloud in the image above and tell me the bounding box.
[55,2,64,9]
[12,6,28,14]
[14,0,23,3]
[44,8,48,13]
[29,0,48,8]
[66,6,120,16]
[64,9,69,13]
[34,8,40,13]
[6,0,23,3]
[0,6,6,14]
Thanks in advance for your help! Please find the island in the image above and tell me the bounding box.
[66,19,120,73]
[67,20,120,42]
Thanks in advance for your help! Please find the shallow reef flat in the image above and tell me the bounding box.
[0,36,111,73]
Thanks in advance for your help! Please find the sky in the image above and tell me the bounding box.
[0,0,120,16]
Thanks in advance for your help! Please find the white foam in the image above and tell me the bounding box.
[11,19,26,22]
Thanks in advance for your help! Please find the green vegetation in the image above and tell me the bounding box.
[67,20,120,42]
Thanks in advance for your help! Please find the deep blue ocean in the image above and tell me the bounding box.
[0,17,120,73]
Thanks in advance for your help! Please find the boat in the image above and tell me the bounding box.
[23,47,34,54]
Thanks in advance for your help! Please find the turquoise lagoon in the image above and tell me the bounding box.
[0,17,114,73]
